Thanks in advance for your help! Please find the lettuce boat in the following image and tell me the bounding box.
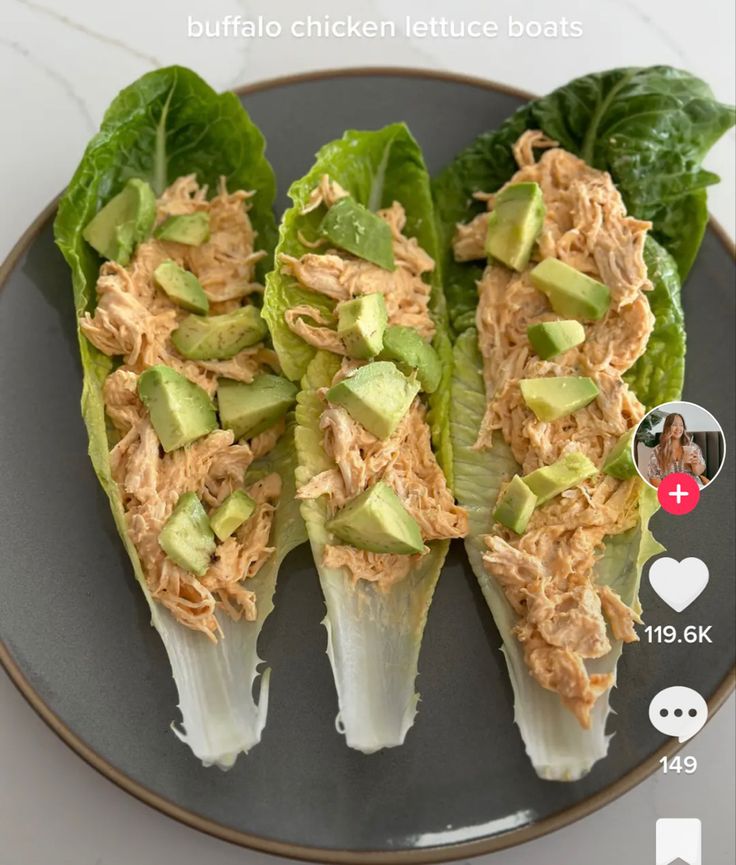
[263,124,464,751]
[54,66,305,768]
[433,66,735,780]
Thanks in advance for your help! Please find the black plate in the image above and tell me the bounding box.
[1,70,734,864]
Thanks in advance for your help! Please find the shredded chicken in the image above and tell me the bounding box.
[453,215,490,262]
[283,305,347,355]
[299,381,466,586]
[598,584,642,642]
[380,201,435,275]
[154,175,266,304]
[80,262,178,368]
[300,396,466,541]
[85,176,283,637]
[453,131,653,726]
[512,130,559,168]
[290,178,466,587]
[107,368,282,639]
[322,545,417,586]
[300,173,350,214]
[201,473,281,621]
[522,630,614,726]
[279,193,436,351]
[80,180,278,398]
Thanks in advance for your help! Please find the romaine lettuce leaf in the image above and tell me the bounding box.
[263,122,452,480]
[622,237,685,407]
[433,65,735,335]
[296,352,449,752]
[271,125,453,750]
[451,330,663,780]
[434,67,731,778]
[55,66,277,294]
[53,66,304,768]
[166,422,305,767]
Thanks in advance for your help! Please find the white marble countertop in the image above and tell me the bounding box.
[1,1,734,863]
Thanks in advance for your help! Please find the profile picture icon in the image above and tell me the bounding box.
[634,401,726,491]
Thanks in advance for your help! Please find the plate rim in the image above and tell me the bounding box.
[1,65,734,865]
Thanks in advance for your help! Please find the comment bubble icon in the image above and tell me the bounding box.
[649,686,707,743]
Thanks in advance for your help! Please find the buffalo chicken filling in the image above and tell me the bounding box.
[82,177,282,639]
[288,176,467,584]
[453,132,654,726]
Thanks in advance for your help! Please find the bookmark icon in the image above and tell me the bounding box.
[656,818,701,865]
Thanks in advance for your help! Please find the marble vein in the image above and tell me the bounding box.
[16,0,162,68]
[608,0,690,64]
[1,38,96,131]
[221,0,260,91]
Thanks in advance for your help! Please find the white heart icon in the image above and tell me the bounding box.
[648,557,709,613]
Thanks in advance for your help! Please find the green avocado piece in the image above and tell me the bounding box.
[531,258,610,321]
[493,475,538,534]
[524,452,598,506]
[603,427,638,479]
[378,324,442,394]
[82,178,156,265]
[153,260,209,314]
[159,492,216,576]
[527,320,586,360]
[154,212,210,245]
[326,361,420,439]
[486,182,545,271]
[138,365,217,452]
[172,306,267,360]
[326,481,424,554]
[520,376,599,422]
[217,374,297,440]
[320,196,395,270]
[336,292,388,359]
[209,490,257,542]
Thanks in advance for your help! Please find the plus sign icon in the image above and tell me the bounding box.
[658,472,700,515]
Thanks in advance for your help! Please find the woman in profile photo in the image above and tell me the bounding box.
[647,412,707,487]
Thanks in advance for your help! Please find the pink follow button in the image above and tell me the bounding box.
[657,472,700,515]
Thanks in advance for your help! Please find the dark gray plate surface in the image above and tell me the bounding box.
[1,71,734,864]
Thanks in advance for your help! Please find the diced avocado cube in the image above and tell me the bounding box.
[154,212,210,245]
[527,320,586,360]
[326,481,424,554]
[493,475,538,534]
[82,178,156,265]
[326,361,420,439]
[209,490,256,542]
[378,324,442,394]
[520,376,599,422]
[486,182,545,271]
[153,260,209,314]
[159,492,215,576]
[336,293,388,359]
[217,374,297,440]
[320,196,395,271]
[172,306,267,360]
[530,258,610,321]
[603,427,637,479]
[524,452,598,506]
[138,365,217,452]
